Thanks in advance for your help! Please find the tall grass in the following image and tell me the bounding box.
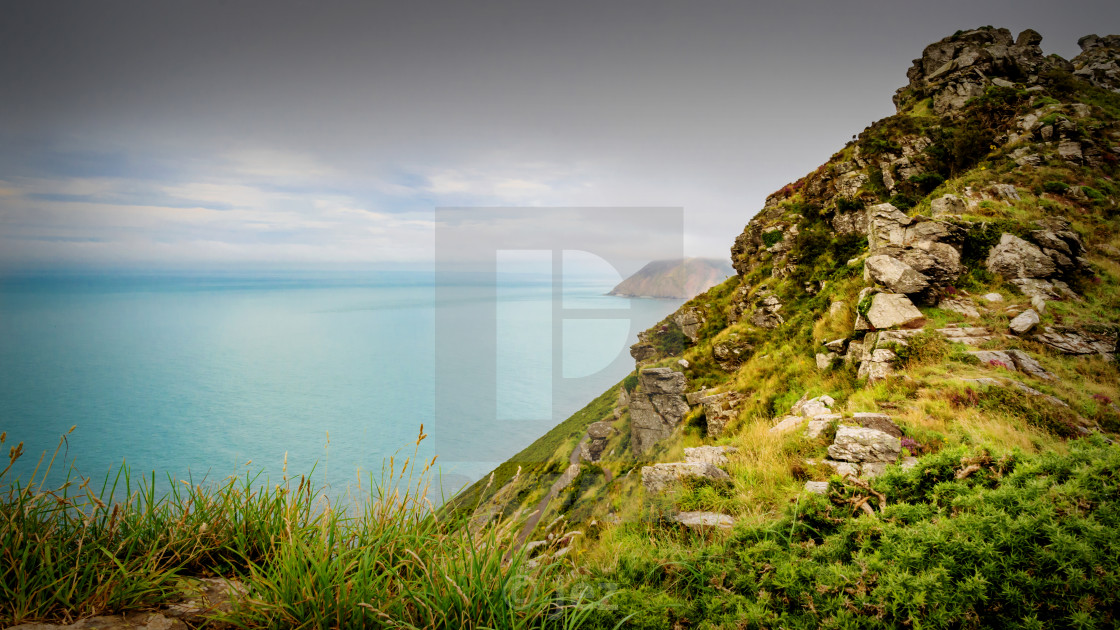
[0,426,591,629]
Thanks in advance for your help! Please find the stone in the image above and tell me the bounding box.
[931,194,966,217]
[986,234,1058,279]
[1031,295,1047,314]
[827,426,902,463]
[857,348,897,382]
[581,420,617,462]
[793,394,835,417]
[1006,349,1056,380]
[816,352,838,370]
[989,184,1021,202]
[824,338,848,353]
[937,326,994,345]
[672,307,706,343]
[1009,309,1040,335]
[1058,140,1083,164]
[1034,326,1118,357]
[829,301,847,317]
[866,203,912,249]
[861,462,890,478]
[900,457,920,471]
[749,293,785,329]
[805,414,840,439]
[1011,278,1078,301]
[685,388,715,405]
[818,459,860,477]
[803,481,830,494]
[629,342,658,363]
[712,335,752,371]
[938,296,979,318]
[641,462,730,494]
[865,293,924,329]
[969,350,1016,369]
[983,293,1004,302]
[672,511,735,531]
[684,445,738,466]
[769,415,804,434]
[852,412,902,438]
[629,368,689,455]
[864,255,931,294]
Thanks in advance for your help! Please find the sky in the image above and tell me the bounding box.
[1,1,1118,273]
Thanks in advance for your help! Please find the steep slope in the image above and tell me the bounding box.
[459,27,1120,628]
[607,258,735,299]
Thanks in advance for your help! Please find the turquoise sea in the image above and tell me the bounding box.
[0,271,683,500]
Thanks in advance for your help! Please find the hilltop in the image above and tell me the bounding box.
[456,27,1120,628]
[607,258,735,299]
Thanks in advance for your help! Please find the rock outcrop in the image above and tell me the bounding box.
[1072,34,1120,91]
[895,27,1068,115]
[629,368,689,455]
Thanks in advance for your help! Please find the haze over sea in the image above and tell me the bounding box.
[0,270,683,500]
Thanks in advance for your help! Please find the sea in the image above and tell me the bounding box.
[0,270,683,502]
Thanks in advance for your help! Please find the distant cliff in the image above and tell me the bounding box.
[607,258,733,299]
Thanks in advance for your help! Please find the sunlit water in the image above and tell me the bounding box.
[0,272,683,501]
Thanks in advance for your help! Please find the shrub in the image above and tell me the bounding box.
[893,330,949,368]
[761,230,784,248]
[888,193,917,210]
[622,373,639,393]
[835,196,864,214]
[1043,180,1070,194]
[908,172,945,194]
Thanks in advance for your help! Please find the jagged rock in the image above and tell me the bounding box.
[686,388,716,405]
[937,326,994,345]
[749,293,785,329]
[630,368,689,455]
[1073,34,1120,91]
[684,445,738,466]
[769,415,804,433]
[1033,326,1118,357]
[864,255,931,294]
[853,412,902,438]
[989,184,1021,202]
[678,359,690,368]
[816,459,860,477]
[866,203,912,249]
[938,296,980,318]
[805,414,841,439]
[970,349,1057,380]
[641,462,730,493]
[1011,278,1078,301]
[672,307,706,343]
[629,341,658,363]
[1009,309,1041,334]
[581,420,618,462]
[804,481,830,494]
[672,511,735,530]
[857,348,897,382]
[712,334,752,371]
[866,293,924,329]
[1007,349,1056,380]
[816,352,839,370]
[700,391,742,437]
[931,194,965,217]
[986,234,1057,279]
[828,426,902,463]
[824,338,848,353]
[1031,295,1047,314]
[792,394,835,418]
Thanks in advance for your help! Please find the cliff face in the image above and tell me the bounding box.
[607,258,734,299]
[457,30,1120,623]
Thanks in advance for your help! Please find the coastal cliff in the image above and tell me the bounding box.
[457,27,1120,628]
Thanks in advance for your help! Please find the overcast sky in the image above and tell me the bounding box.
[1,1,1117,272]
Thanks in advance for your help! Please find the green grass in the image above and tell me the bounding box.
[0,428,585,629]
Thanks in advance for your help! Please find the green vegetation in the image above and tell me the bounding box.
[0,429,584,629]
[579,438,1120,629]
[761,230,784,248]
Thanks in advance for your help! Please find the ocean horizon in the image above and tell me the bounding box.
[0,270,684,502]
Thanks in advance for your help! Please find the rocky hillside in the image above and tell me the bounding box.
[607,257,734,299]
[453,28,1120,628]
